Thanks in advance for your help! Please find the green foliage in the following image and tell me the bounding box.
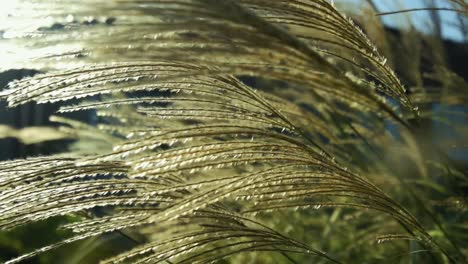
[0,0,467,263]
